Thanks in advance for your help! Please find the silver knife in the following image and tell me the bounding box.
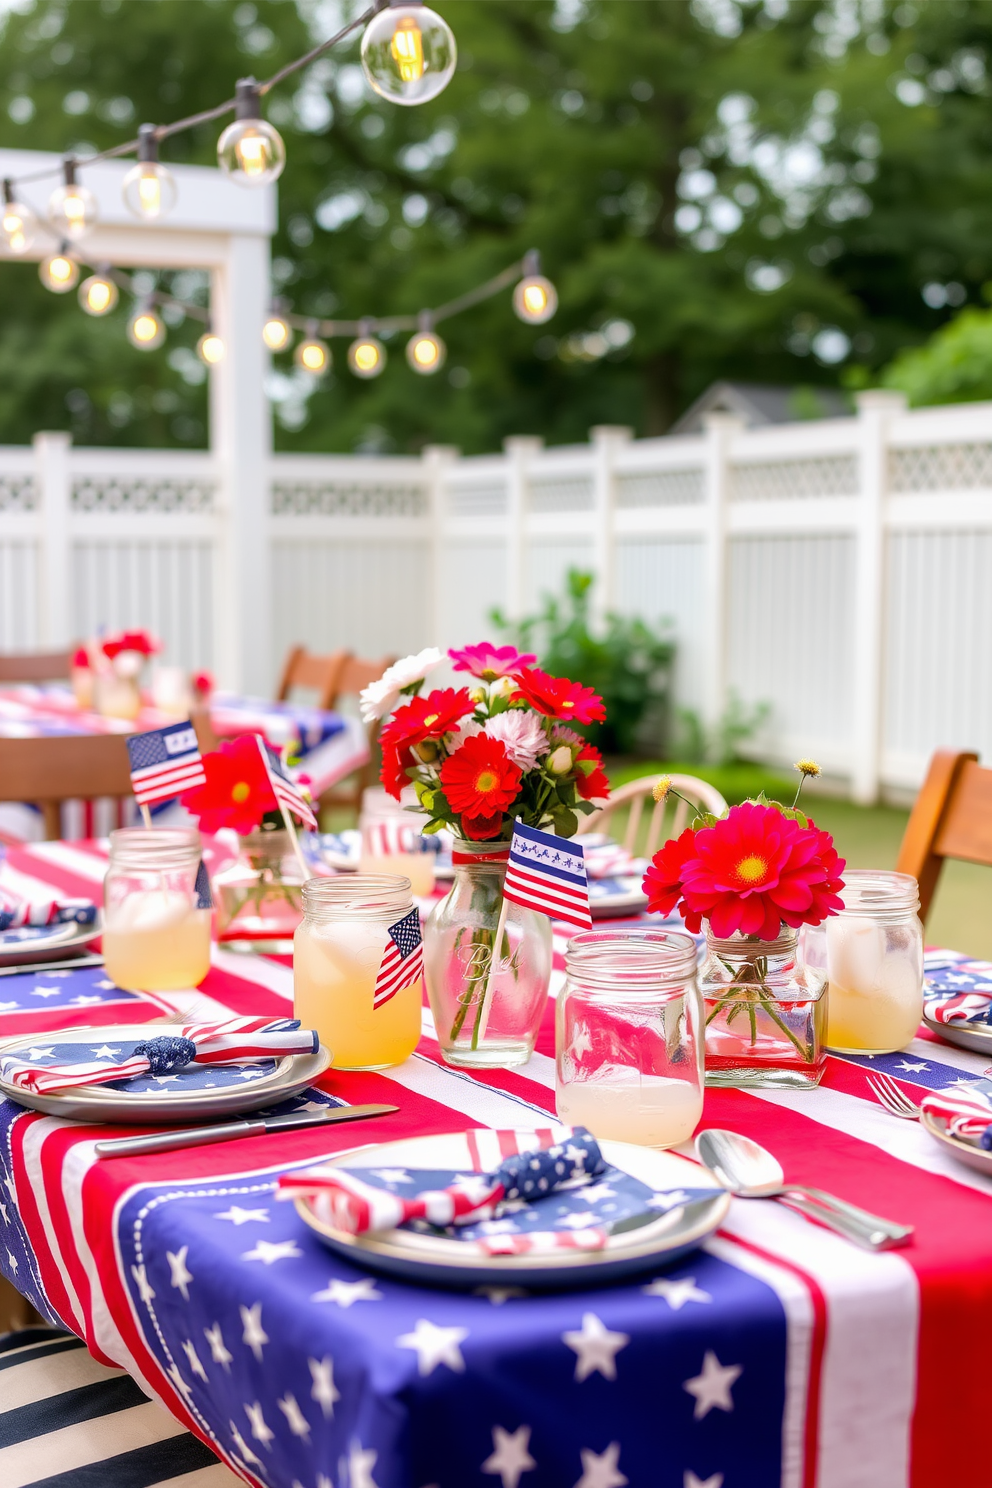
[94,1102,398,1158]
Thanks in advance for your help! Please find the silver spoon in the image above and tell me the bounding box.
[695,1129,913,1251]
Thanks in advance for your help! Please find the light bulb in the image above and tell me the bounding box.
[263,313,292,351]
[0,184,36,254]
[513,251,558,325]
[39,250,78,293]
[196,330,225,364]
[406,315,445,374]
[360,4,457,106]
[348,330,386,378]
[79,271,118,316]
[294,331,330,374]
[217,78,285,186]
[123,128,177,221]
[47,160,98,242]
[127,302,166,350]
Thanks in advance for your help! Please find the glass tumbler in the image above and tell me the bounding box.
[555,929,704,1148]
[102,827,212,991]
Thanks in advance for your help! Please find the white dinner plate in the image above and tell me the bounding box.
[295,1130,729,1289]
[589,875,648,917]
[920,1108,992,1177]
[922,1013,992,1056]
[0,915,103,968]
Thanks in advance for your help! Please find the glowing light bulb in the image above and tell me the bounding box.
[294,329,330,374]
[79,271,118,316]
[122,126,177,221]
[39,249,78,293]
[361,4,456,106]
[263,312,292,352]
[348,328,386,378]
[47,160,98,242]
[196,330,225,364]
[406,314,445,374]
[0,183,36,254]
[513,251,558,325]
[127,302,166,350]
[217,79,285,186]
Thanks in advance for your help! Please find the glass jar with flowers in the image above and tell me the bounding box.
[181,733,310,948]
[642,762,846,1089]
[360,643,611,1070]
[94,628,161,721]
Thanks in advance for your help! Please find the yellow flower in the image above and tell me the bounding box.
[794,758,821,778]
[652,775,673,804]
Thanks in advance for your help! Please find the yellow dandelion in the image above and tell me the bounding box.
[652,775,673,804]
[794,758,821,778]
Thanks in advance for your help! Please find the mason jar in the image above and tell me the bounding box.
[102,827,212,991]
[294,875,423,1071]
[556,929,704,1148]
[800,869,924,1055]
[423,839,552,1070]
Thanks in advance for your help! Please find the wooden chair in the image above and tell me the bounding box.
[577,773,729,859]
[0,649,74,683]
[0,734,133,839]
[896,749,992,922]
[276,645,349,711]
[320,653,397,820]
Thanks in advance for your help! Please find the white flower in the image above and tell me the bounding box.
[359,648,443,723]
[446,717,483,754]
[483,711,549,772]
[547,744,574,775]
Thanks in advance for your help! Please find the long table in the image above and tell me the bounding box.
[1,835,991,1488]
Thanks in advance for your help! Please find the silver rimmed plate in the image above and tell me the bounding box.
[0,1023,331,1124]
[921,1108,992,1178]
[589,875,648,918]
[922,1013,992,1056]
[295,1131,729,1288]
[0,914,102,968]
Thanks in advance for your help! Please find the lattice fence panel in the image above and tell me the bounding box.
[616,469,704,507]
[527,478,594,513]
[72,478,215,513]
[0,474,36,511]
[730,456,859,501]
[445,484,507,517]
[271,482,426,517]
[889,443,992,492]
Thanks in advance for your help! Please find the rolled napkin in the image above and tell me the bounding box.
[2,1016,318,1095]
[582,839,641,880]
[923,960,992,1026]
[920,1085,992,1147]
[278,1127,606,1237]
[0,883,96,933]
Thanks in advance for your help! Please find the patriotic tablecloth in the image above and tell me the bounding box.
[1,837,991,1488]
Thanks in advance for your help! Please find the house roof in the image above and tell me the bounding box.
[670,381,853,435]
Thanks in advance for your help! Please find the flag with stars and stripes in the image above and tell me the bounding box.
[373,907,423,1009]
[255,736,318,830]
[125,721,206,807]
[502,821,592,931]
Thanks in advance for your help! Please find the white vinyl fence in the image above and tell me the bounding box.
[2,389,991,804]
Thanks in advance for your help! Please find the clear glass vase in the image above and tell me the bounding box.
[212,828,307,949]
[423,839,552,1069]
[700,926,826,1089]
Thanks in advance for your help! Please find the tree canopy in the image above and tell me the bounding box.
[1,0,992,453]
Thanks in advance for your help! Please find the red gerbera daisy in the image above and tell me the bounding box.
[439,734,522,825]
[574,743,610,802]
[379,688,474,751]
[511,666,606,725]
[642,827,699,923]
[448,642,536,681]
[180,733,277,835]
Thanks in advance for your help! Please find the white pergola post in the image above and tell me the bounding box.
[0,148,275,692]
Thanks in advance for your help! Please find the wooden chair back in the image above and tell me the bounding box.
[896,749,992,921]
[0,734,133,839]
[0,650,74,683]
[319,654,397,820]
[276,645,349,711]
[577,773,728,858]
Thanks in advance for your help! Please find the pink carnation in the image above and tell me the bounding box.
[483,710,549,771]
[448,642,536,681]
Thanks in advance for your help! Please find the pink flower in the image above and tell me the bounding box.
[483,710,549,771]
[448,643,537,681]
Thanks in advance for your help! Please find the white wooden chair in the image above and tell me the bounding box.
[577,773,728,859]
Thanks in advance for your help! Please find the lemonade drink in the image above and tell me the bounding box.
[358,851,435,897]
[557,1072,702,1148]
[103,827,211,991]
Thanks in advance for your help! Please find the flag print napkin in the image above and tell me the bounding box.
[923,960,992,1026]
[920,1085,992,1147]
[0,879,96,934]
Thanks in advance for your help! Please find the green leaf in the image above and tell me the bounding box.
[551,807,579,838]
[421,818,447,836]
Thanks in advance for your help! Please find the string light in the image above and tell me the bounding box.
[39,246,78,293]
[348,323,387,378]
[406,311,445,373]
[122,125,177,221]
[197,328,225,364]
[217,78,286,187]
[1,181,36,255]
[361,2,457,106]
[263,302,292,351]
[127,300,166,350]
[294,323,330,373]
[47,159,98,242]
[513,250,558,325]
[79,268,118,316]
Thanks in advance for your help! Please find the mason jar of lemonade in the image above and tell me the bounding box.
[294,876,423,1070]
[103,828,212,991]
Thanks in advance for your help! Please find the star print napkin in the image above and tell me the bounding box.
[923,960,992,1025]
[1,1016,318,1095]
[920,1085,992,1146]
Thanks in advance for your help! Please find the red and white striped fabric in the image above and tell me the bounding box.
[364,819,417,856]
[920,1086,992,1142]
[280,1165,504,1234]
[3,833,992,1487]
[923,991,991,1025]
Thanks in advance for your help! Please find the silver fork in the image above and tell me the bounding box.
[866,1071,921,1120]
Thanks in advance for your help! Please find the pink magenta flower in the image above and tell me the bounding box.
[448,643,537,681]
[483,710,549,771]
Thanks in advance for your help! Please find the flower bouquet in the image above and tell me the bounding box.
[643,763,846,1088]
[92,628,161,720]
[361,643,610,1068]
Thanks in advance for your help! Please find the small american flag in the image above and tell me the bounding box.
[365,819,416,857]
[125,721,206,807]
[255,736,318,829]
[502,821,592,931]
[373,907,423,1009]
